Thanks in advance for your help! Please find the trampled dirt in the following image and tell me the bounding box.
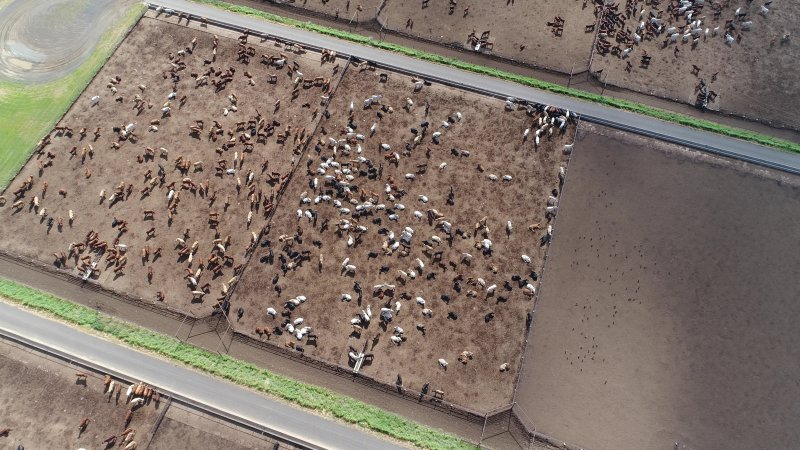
[378,0,598,73]
[231,66,574,411]
[0,17,342,316]
[0,338,296,450]
[514,124,800,450]
[0,340,161,450]
[0,14,575,415]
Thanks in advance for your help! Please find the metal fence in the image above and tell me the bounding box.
[231,331,488,424]
[0,9,586,448]
[0,249,193,322]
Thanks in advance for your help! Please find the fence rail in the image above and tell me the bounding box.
[0,249,195,321]
[231,332,487,424]
[0,8,584,448]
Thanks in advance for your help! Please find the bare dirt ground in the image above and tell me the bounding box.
[231,66,574,412]
[223,0,800,143]
[0,16,342,316]
[0,339,161,449]
[590,0,800,129]
[0,337,297,450]
[515,124,800,450]
[241,0,381,22]
[149,402,297,450]
[378,0,598,73]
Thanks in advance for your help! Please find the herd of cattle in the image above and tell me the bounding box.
[0,24,342,314]
[594,0,789,109]
[0,14,575,403]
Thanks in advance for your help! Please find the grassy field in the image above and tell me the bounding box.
[191,0,800,154]
[0,278,476,450]
[0,3,146,189]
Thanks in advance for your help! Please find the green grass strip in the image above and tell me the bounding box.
[0,278,477,450]
[190,0,799,153]
[0,4,146,189]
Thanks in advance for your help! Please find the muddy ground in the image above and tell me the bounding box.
[0,339,161,449]
[232,67,573,411]
[515,124,800,450]
[590,0,800,130]
[378,0,598,73]
[0,16,342,316]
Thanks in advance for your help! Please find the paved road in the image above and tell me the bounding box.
[150,0,800,174]
[0,301,405,450]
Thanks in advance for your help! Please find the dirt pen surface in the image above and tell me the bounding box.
[0,11,576,415]
[0,15,342,316]
[0,338,161,449]
[238,0,382,21]
[231,66,573,412]
[149,402,298,450]
[382,0,800,128]
[236,0,800,131]
[0,336,295,450]
[590,0,800,130]
[378,0,597,72]
[515,124,800,450]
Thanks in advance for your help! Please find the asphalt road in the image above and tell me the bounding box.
[150,0,800,174]
[0,301,406,450]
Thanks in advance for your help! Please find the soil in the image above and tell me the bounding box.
[149,402,297,450]
[514,124,800,450]
[0,339,161,450]
[0,337,298,450]
[223,0,800,142]
[231,66,573,412]
[589,0,800,130]
[378,0,598,73]
[245,0,382,21]
[0,16,342,316]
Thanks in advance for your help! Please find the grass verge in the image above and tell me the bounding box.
[0,277,477,450]
[0,4,146,189]
[190,0,799,153]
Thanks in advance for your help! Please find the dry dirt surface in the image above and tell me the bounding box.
[0,16,342,315]
[378,0,598,72]
[0,337,296,450]
[515,124,800,450]
[0,340,161,450]
[149,402,297,450]
[231,66,574,412]
[242,0,381,21]
[589,0,800,129]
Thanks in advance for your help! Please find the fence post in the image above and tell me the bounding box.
[174,312,188,340]
[479,411,489,446]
